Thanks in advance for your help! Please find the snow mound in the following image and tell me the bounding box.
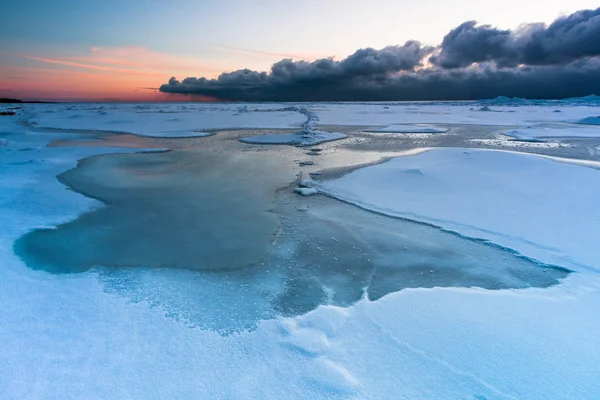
[317,148,600,271]
[28,103,306,137]
[561,94,600,106]
[575,116,600,125]
[364,124,448,133]
[295,187,318,196]
[478,95,600,107]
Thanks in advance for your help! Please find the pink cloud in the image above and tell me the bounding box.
[65,46,224,76]
[22,55,169,77]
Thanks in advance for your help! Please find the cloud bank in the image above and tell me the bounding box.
[160,8,600,101]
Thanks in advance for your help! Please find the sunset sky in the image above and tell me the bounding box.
[1,0,599,101]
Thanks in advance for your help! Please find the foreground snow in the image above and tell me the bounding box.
[317,148,600,272]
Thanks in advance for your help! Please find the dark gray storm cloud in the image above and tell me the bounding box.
[160,8,600,101]
[432,8,600,68]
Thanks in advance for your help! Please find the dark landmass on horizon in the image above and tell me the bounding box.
[0,98,52,104]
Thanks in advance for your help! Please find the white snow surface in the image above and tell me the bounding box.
[363,124,448,133]
[312,102,600,126]
[504,125,600,140]
[317,148,600,272]
[2,104,600,399]
[29,103,306,137]
[24,99,600,137]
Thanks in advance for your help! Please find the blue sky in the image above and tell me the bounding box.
[1,0,599,100]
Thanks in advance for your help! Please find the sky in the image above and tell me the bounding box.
[1,0,599,101]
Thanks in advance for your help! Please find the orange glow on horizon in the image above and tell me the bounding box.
[1,46,225,102]
[1,45,335,102]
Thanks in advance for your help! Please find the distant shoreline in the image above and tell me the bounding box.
[0,98,53,104]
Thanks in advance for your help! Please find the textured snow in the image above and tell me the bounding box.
[363,124,448,133]
[469,138,571,148]
[318,148,600,272]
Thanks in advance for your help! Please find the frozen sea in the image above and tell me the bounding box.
[1,98,600,399]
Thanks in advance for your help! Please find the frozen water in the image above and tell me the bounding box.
[317,148,600,271]
[14,149,283,273]
[2,102,600,399]
[12,145,568,332]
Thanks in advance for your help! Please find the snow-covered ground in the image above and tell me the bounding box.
[317,148,600,272]
[2,98,600,399]
[504,126,600,140]
[28,103,306,137]
[363,124,448,133]
[20,97,600,133]
[312,101,600,126]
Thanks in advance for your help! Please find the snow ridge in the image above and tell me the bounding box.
[240,107,346,146]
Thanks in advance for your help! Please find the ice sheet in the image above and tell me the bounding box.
[24,98,600,137]
[29,103,306,137]
[317,148,600,272]
[313,102,600,126]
